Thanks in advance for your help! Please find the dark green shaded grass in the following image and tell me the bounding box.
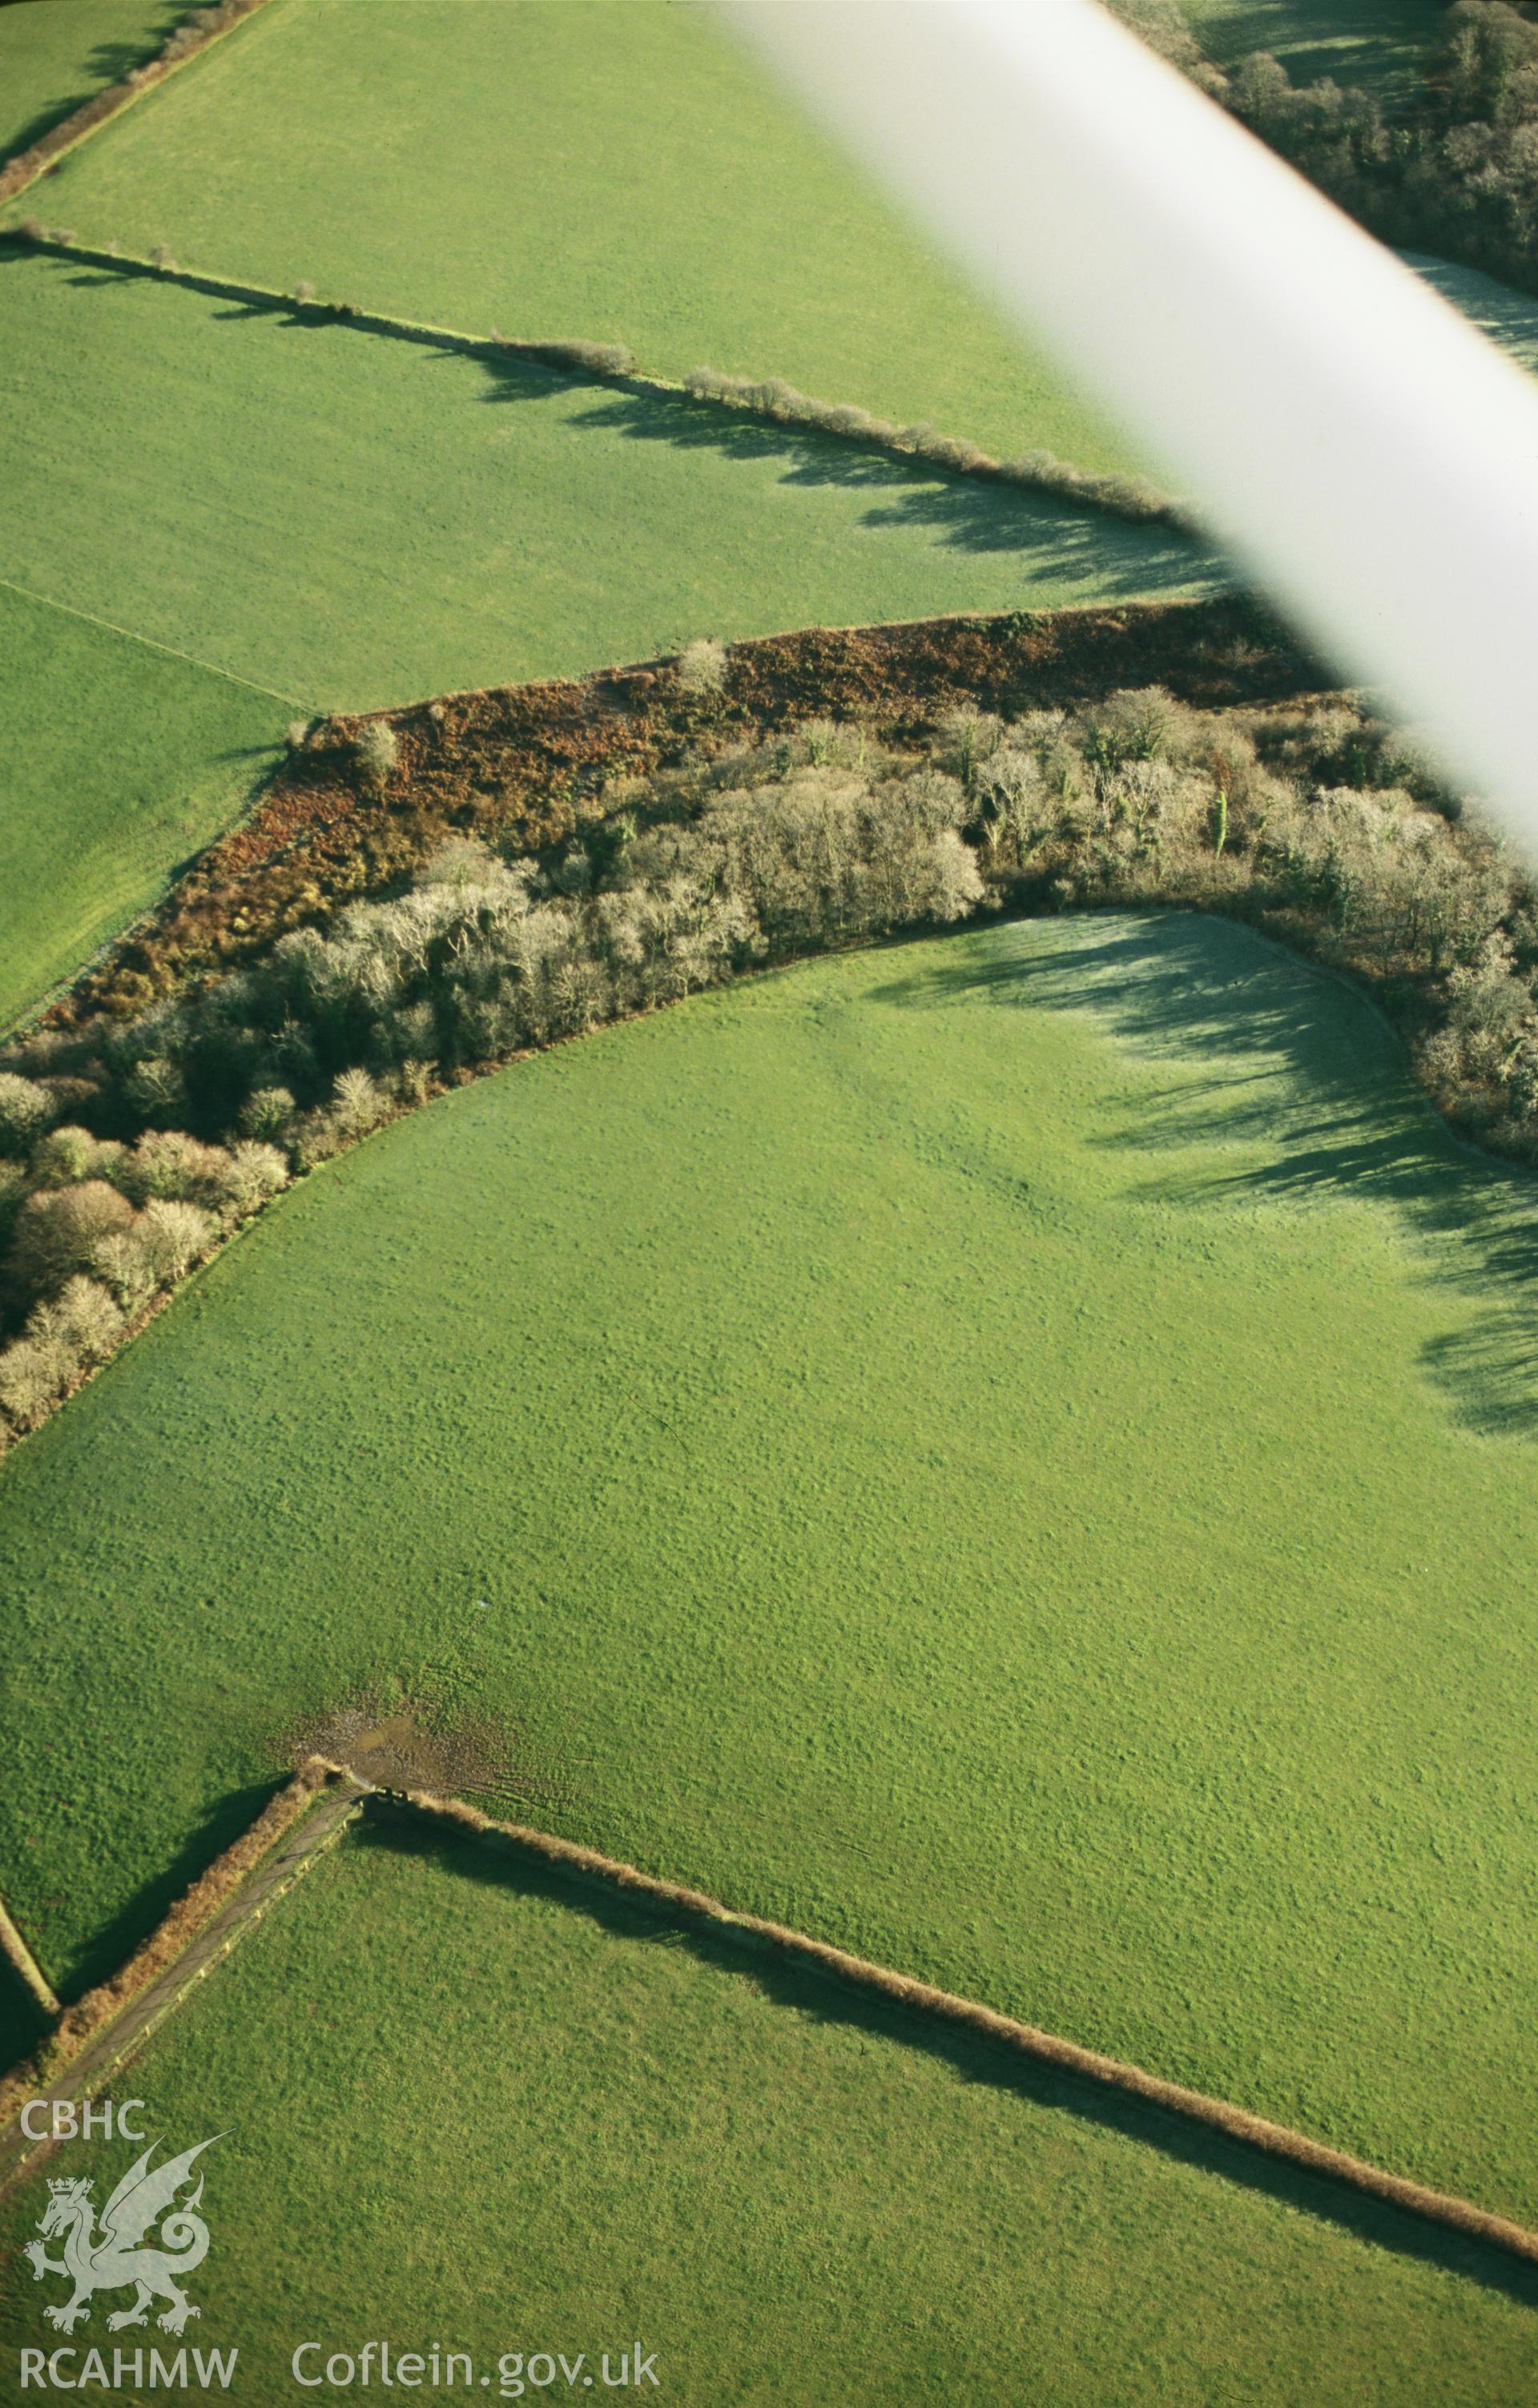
[0,1952,49,2080]
[4,1830,1536,2404]
[0,580,287,1029]
[0,252,1216,715]
[1407,253,1538,375]
[5,916,1538,2224]
[13,0,1159,478]
[0,0,183,161]
[1174,0,1443,91]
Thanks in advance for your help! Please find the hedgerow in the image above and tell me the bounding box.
[0,1,277,204]
[0,1758,344,2126]
[680,364,1190,530]
[0,675,1528,1452]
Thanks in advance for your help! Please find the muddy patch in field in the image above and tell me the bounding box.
[281,1697,578,1815]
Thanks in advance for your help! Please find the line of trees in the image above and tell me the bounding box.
[680,364,1189,530]
[1,683,1532,1452]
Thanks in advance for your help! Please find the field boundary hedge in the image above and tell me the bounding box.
[376,1786,1538,2273]
[0,1756,356,2186]
[0,1899,59,2020]
[1,231,1194,538]
[51,594,1313,1026]
[0,0,282,205]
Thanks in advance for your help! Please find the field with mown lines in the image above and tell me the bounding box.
[4,1826,1536,2407]
[2,0,1157,479]
[3,914,1538,2225]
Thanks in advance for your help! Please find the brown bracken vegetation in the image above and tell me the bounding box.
[54,599,1319,1024]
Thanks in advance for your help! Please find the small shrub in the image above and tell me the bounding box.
[139,1197,217,1282]
[239,1085,296,1141]
[355,722,400,785]
[7,1181,135,1297]
[0,1073,52,1153]
[286,719,312,751]
[331,1067,387,1136]
[30,1275,124,1363]
[293,280,317,305]
[211,1141,288,1217]
[676,638,727,696]
[538,338,636,376]
[149,244,178,272]
[0,1335,74,1430]
[18,217,46,244]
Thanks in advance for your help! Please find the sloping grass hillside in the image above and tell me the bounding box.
[4,912,1538,2227]
[0,0,183,159]
[3,1826,1532,2406]
[8,0,1153,477]
[0,580,286,1030]
[1171,0,1443,91]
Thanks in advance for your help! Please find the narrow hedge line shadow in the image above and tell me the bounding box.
[354,1809,1538,2313]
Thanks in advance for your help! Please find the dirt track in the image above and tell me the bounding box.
[0,1780,365,2200]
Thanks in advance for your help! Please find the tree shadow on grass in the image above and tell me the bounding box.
[1196,0,1435,92]
[0,1959,50,2084]
[5,245,1223,603]
[480,353,1226,602]
[870,908,1538,1437]
[55,1777,280,2003]
[1404,252,1538,374]
[1,6,187,158]
[356,1808,1538,2313]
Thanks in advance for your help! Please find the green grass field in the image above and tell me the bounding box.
[0,0,183,160]
[8,0,1154,479]
[1407,253,1538,375]
[0,251,1214,712]
[5,1826,1535,2406]
[0,1,1217,1033]
[5,912,1538,2227]
[1173,0,1443,91]
[0,246,1210,1025]
[0,580,286,1029]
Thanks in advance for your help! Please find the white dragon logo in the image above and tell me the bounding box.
[23,2134,223,2338]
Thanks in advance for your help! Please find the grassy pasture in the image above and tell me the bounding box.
[4,1828,1535,2405]
[0,0,183,161]
[0,249,1209,1029]
[0,580,286,1029]
[1173,0,1443,91]
[0,252,1215,715]
[5,915,1538,2224]
[1407,252,1538,376]
[11,0,1155,479]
